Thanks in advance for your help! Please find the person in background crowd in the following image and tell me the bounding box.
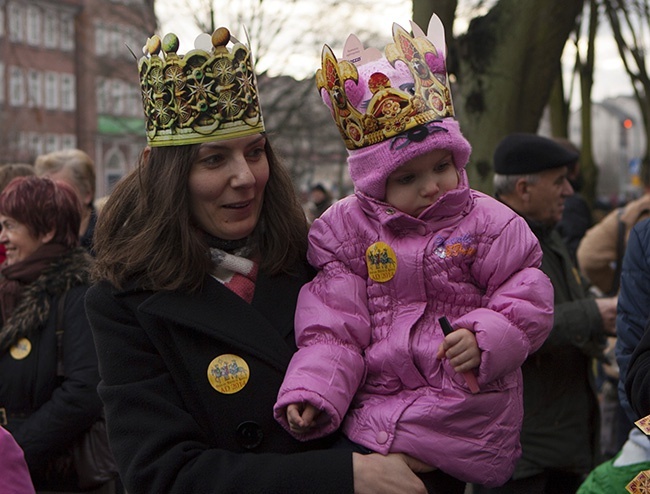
[575,168,650,464]
[35,149,97,254]
[576,217,650,493]
[626,293,650,420]
[84,26,433,494]
[476,133,617,494]
[0,425,35,494]
[0,164,35,265]
[554,138,592,267]
[0,177,105,492]
[577,166,650,297]
[275,16,553,491]
[306,183,334,223]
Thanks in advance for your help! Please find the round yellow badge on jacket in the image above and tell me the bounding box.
[366,242,397,282]
[10,338,31,360]
[207,354,250,394]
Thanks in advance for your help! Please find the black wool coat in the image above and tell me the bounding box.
[0,248,102,490]
[85,268,354,494]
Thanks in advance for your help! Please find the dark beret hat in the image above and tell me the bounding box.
[493,133,579,175]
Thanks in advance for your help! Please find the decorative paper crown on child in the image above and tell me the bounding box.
[317,14,471,199]
[138,27,265,147]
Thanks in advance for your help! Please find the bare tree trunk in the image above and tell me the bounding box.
[548,63,569,138]
[578,0,599,206]
[457,0,585,192]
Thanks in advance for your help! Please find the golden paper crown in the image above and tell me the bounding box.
[316,16,455,150]
[138,27,265,147]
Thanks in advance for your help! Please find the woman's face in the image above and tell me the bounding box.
[188,134,270,240]
[0,215,53,265]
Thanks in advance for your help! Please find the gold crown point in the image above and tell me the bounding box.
[161,33,179,55]
[143,35,161,56]
[212,27,231,53]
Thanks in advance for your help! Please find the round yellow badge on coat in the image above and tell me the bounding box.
[366,241,397,282]
[10,338,32,360]
[207,354,250,394]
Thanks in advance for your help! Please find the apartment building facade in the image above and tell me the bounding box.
[0,0,156,198]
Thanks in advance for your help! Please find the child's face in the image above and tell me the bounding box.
[384,149,459,217]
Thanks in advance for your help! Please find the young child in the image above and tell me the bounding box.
[274,15,554,487]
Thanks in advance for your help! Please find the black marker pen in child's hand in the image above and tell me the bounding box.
[438,316,480,394]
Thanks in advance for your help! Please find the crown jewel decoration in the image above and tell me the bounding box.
[316,17,454,150]
[138,27,265,147]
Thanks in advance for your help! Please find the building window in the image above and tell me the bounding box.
[45,134,61,153]
[104,148,125,194]
[110,25,122,58]
[27,70,42,108]
[128,84,141,117]
[95,23,108,55]
[96,77,109,114]
[60,15,75,51]
[9,66,25,107]
[29,133,44,157]
[44,72,59,109]
[124,27,138,60]
[112,80,125,115]
[61,134,77,149]
[8,2,25,43]
[26,6,41,46]
[43,12,58,49]
[60,74,76,111]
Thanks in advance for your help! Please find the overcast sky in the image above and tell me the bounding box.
[154,0,634,105]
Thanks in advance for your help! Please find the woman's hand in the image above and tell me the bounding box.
[436,328,480,373]
[353,452,434,494]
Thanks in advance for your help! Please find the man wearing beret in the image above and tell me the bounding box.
[474,133,617,494]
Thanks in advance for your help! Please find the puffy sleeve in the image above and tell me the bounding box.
[454,213,554,384]
[617,219,650,421]
[275,216,369,440]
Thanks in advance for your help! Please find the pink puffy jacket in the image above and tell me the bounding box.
[274,178,553,486]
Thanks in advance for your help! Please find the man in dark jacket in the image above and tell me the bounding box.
[475,133,617,494]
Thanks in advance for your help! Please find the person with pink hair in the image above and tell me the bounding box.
[274,15,554,491]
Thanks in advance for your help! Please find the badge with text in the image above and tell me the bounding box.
[366,242,397,282]
[10,338,31,360]
[626,469,650,493]
[207,354,250,394]
[635,414,650,436]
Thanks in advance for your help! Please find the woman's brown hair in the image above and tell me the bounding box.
[92,138,308,292]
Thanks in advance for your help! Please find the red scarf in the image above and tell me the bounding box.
[0,243,71,323]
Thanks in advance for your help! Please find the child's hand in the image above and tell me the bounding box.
[436,328,480,373]
[286,402,321,434]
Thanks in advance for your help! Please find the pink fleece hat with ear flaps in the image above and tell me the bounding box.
[318,18,471,200]
[345,58,471,199]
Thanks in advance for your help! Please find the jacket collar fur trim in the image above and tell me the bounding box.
[0,247,91,351]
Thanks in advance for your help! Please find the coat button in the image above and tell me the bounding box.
[375,431,389,444]
[236,421,263,449]
[386,208,396,215]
